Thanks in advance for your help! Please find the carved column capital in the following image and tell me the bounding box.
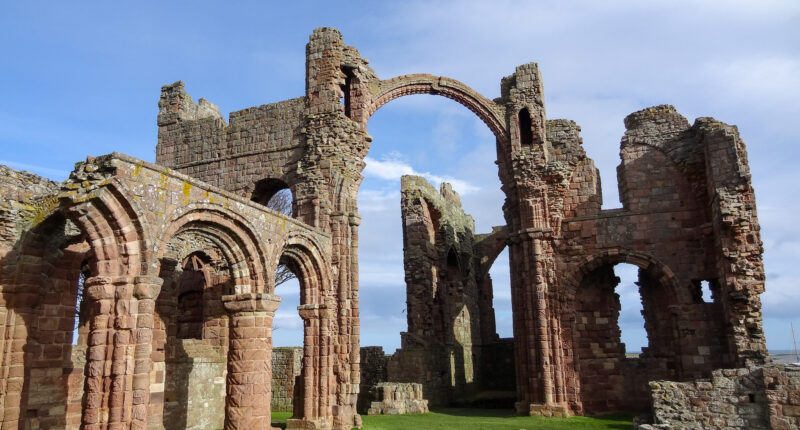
[298,303,332,320]
[83,275,132,301]
[133,276,163,300]
[222,293,281,315]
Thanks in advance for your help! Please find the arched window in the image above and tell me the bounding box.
[251,178,294,217]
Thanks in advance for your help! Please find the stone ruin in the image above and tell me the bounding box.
[0,26,793,430]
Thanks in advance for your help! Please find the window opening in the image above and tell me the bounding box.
[694,279,716,303]
[73,261,91,345]
[251,178,294,217]
[615,263,647,354]
[489,248,512,338]
[340,66,354,118]
[518,107,533,147]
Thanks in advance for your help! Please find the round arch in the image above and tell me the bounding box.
[562,248,687,413]
[273,230,331,304]
[157,207,269,294]
[368,74,508,142]
[561,248,687,304]
[62,180,150,278]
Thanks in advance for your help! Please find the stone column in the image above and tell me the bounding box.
[298,305,320,422]
[509,231,571,418]
[80,276,162,430]
[81,276,117,430]
[131,277,163,430]
[0,306,32,430]
[288,304,334,430]
[222,293,281,430]
[107,277,138,429]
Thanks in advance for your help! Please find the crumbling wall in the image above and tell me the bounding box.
[638,364,800,430]
[156,82,307,203]
[0,26,771,428]
[394,175,516,407]
[357,346,388,413]
[365,383,428,415]
[552,105,764,414]
[159,340,226,430]
[272,347,303,413]
[393,175,483,404]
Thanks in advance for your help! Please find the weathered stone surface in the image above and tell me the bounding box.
[160,340,226,430]
[637,364,800,430]
[365,383,428,415]
[272,347,302,412]
[0,26,769,430]
[387,176,510,407]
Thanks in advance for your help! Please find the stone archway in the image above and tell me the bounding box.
[560,249,686,413]
[54,154,331,430]
[366,74,508,142]
[274,233,335,430]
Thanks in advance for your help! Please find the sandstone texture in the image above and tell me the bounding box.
[365,383,428,415]
[638,364,800,429]
[0,27,771,430]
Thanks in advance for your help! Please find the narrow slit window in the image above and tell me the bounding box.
[340,67,354,118]
[700,280,713,303]
[518,108,533,147]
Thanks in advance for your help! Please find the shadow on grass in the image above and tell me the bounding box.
[271,411,292,429]
[270,408,634,430]
[431,408,634,429]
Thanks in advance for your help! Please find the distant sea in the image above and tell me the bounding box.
[770,350,800,364]
[624,350,799,365]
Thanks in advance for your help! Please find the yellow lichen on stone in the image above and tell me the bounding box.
[182,181,193,198]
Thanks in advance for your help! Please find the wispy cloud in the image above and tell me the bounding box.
[0,159,69,180]
[364,153,480,195]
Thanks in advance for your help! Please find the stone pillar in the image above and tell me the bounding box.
[287,304,334,430]
[0,306,31,430]
[80,276,162,430]
[222,293,281,430]
[509,232,572,418]
[131,277,162,429]
[345,213,362,429]
[0,285,43,429]
[81,276,117,430]
[107,278,137,429]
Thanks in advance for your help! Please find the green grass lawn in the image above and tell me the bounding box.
[271,409,633,429]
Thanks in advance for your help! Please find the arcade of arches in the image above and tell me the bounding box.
[0,27,777,430]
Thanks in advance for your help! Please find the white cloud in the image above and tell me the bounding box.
[363,155,415,179]
[0,159,69,180]
[357,188,400,213]
[363,154,480,195]
[2,0,797,351]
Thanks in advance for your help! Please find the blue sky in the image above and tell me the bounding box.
[2,1,798,352]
